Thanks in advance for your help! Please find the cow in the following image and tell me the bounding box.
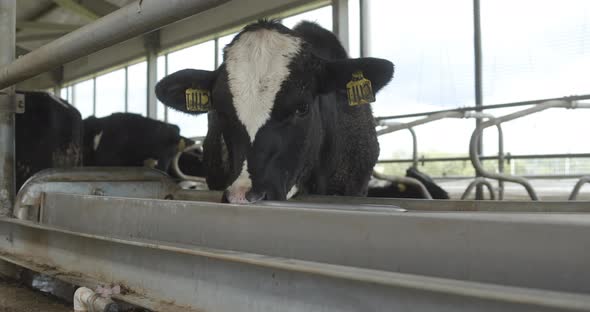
[156,20,394,203]
[82,113,197,175]
[368,167,450,199]
[15,91,83,191]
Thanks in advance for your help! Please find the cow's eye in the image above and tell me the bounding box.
[296,102,309,116]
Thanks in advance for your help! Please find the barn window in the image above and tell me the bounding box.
[365,0,476,171]
[73,79,94,119]
[282,5,333,32]
[157,55,167,122]
[95,68,126,118]
[479,0,590,174]
[127,61,148,116]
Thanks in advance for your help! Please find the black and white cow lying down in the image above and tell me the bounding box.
[368,167,450,199]
[82,113,204,178]
[156,20,394,203]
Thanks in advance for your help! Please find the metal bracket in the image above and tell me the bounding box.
[0,92,25,114]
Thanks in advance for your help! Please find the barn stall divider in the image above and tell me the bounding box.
[1,1,590,311]
[376,95,590,201]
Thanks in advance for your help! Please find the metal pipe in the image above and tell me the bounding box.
[374,94,590,121]
[497,121,505,199]
[461,178,495,200]
[569,176,590,200]
[73,287,119,312]
[471,120,538,200]
[171,144,206,184]
[468,100,590,201]
[377,111,465,136]
[0,0,16,216]
[473,0,484,200]
[359,0,368,58]
[480,100,571,127]
[465,112,505,199]
[378,121,418,168]
[378,153,590,164]
[0,0,230,90]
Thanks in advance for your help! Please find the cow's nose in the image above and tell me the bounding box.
[246,190,266,203]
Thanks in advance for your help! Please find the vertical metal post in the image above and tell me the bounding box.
[332,0,349,54]
[124,66,129,112]
[92,78,96,116]
[214,38,220,68]
[359,0,368,58]
[473,0,484,200]
[0,0,16,216]
[164,54,168,122]
[145,31,160,120]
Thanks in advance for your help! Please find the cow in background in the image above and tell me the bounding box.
[368,167,450,199]
[15,91,83,191]
[82,113,204,177]
[156,20,394,203]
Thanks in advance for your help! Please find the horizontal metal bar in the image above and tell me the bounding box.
[16,31,70,42]
[375,94,590,121]
[175,189,590,211]
[0,0,230,89]
[378,153,590,164]
[431,174,590,181]
[36,192,590,294]
[16,21,83,31]
[2,216,590,311]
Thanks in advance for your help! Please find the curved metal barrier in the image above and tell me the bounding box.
[172,143,206,184]
[461,177,496,200]
[379,111,505,200]
[469,100,590,201]
[170,136,207,187]
[569,176,590,200]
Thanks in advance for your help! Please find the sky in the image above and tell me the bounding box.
[365,0,590,158]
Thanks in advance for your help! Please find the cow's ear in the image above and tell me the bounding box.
[319,57,394,95]
[156,69,216,115]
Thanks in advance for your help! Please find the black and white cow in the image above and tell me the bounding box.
[368,167,450,199]
[82,113,196,174]
[156,20,394,203]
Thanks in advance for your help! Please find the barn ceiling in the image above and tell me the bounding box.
[15,0,135,55]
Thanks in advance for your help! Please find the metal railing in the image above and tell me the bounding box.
[469,100,590,200]
[376,99,590,201]
[374,94,590,121]
[377,110,505,200]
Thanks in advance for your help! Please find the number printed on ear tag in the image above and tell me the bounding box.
[346,71,375,106]
[185,88,211,112]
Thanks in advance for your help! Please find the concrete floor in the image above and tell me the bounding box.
[0,277,70,312]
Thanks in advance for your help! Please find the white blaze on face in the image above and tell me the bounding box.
[287,185,299,199]
[224,28,302,203]
[93,131,103,151]
[225,160,252,204]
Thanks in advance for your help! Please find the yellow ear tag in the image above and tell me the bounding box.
[346,71,375,106]
[397,183,407,193]
[185,88,210,112]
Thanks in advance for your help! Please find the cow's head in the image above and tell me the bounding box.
[156,20,393,203]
